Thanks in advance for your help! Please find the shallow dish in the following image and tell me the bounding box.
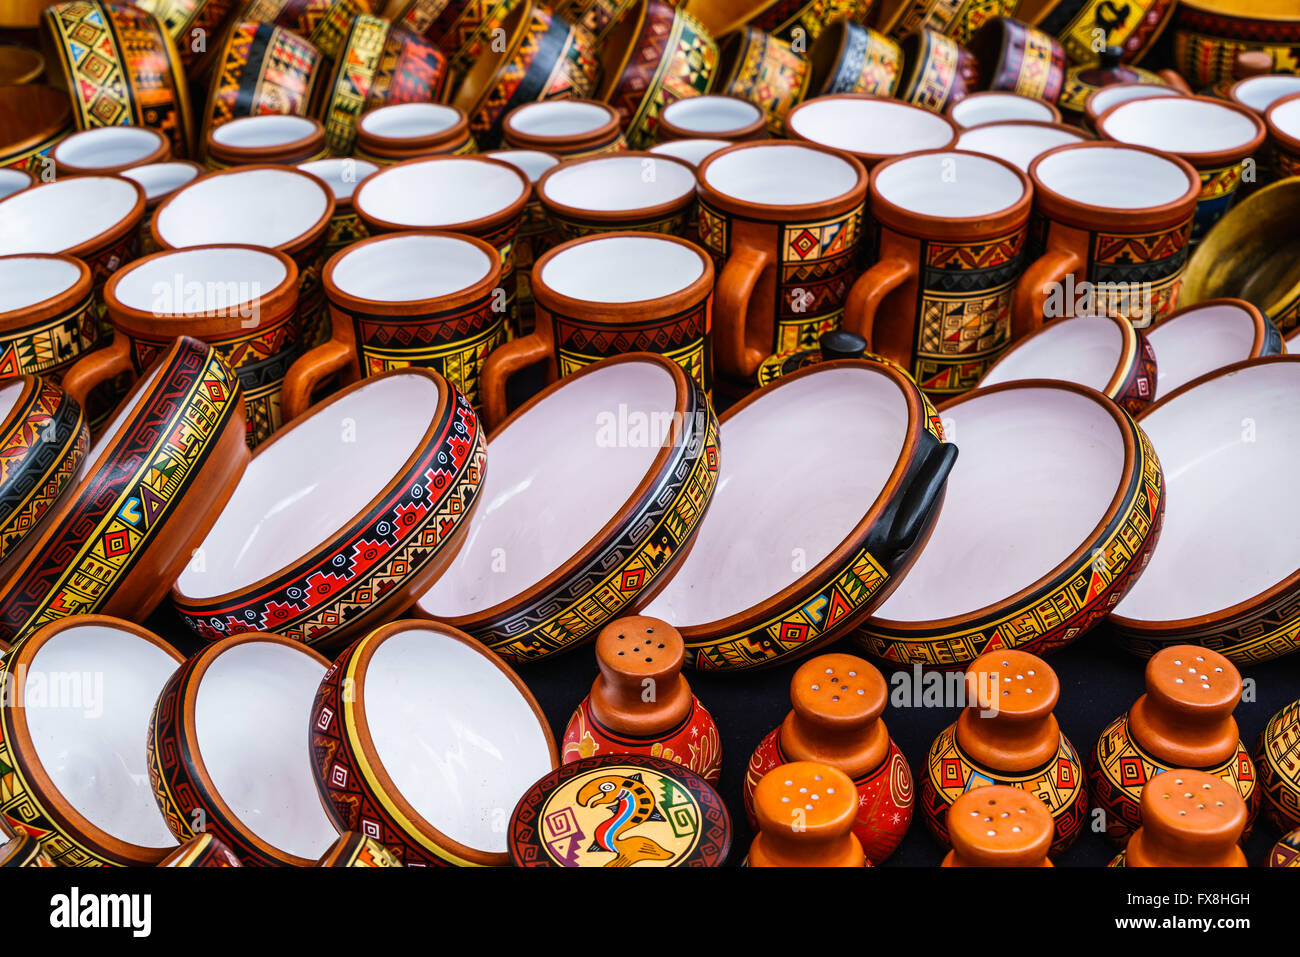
[856,380,1163,669]
[309,618,558,866]
[1145,299,1281,400]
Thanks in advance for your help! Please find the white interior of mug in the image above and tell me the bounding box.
[1101,97,1260,154]
[541,155,694,212]
[0,255,82,312]
[211,114,317,148]
[1034,144,1194,208]
[297,157,378,200]
[874,386,1125,621]
[176,372,439,599]
[874,151,1023,217]
[155,168,329,249]
[955,122,1085,172]
[112,246,287,315]
[355,158,525,226]
[1237,75,1300,112]
[0,169,28,201]
[418,361,676,616]
[1145,302,1259,399]
[789,98,954,155]
[643,366,907,625]
[484,149,558,183]
[0,177,139,255]
[703,143,860,206]
[661,95,762,133]
[1114,361,1300,620]
[506,101,610,137]
[951,93,1056,128]
[541,236,704,303]
[362,626,553,854]
[648,138,730,168]
[359,103,461,139]
[332,234,493,302]
[122,162,201,201]
[53,126,163,169]
[23,623,179,848]
[1089,84,1181,117]
[980,316,1123,391]
[193,640,336,859]
[1271,96,1300,138]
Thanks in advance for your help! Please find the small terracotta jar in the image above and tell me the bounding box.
[355,103,477,165]
[921,649,1087,856]
[744,652,912,864]
[941,785,1053,867]
[1116,769,1248,867]
[502,100,627,158]
[1090,645,1258,845]
[748,762,867,867]
[205,114,327,170]
[562,616,721,784]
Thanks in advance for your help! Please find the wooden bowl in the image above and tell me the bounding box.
[1145,299,1282,400]
[857,380,1163,669]
[0,615,184,865]
[173,367,485,652]
[147,632,340,865]
[309,618,558,866]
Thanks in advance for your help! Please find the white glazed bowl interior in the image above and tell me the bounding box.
[122,162,201,201]
[1089,84,1181,117]
[0,169,29,201]
[1034,144,1195,208]
[356,158,525,226]
[194,640,336,858]
[333,234,493,302]
[54,126,163,169]
[419,360,677,617]
[951,93,1056,128]
[297,157,378,200]
[1237,75,1300,112]
[644,366,908,626]
[484,149,558,183]
[113,246,287,316]
[0,177,139,254]
[874,386,1126,621]
[980,316,1123,391]
[875,151,1023,217]
[176,372,439,599]
[363,625,553,853]
[1102,97,1259,154]
[790,98,954,156]
[156,168,328,248]
[22,623,178,849]
[542,155,694,212]
[541,236,703,303]
[954,122,1085,171]
[704,143,860,206]
[1114,361,1300,621]
[1271,96,1300,138]
[507,101,610,137]
[212,114,317,148]
[661,95,762,133]
[360,103,461,139]
[1145,302,1259,398]
[649,138,730,167]
[0,255,83,312]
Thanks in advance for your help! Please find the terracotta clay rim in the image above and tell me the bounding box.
[1095,94,1268,168]
[323,229,501,317]
[503,99,621,153]
[1083,82,1181,128]
[426,353,692,628]
[205,115,326,167]
[0,84,70,162]
[352,154,530,237]
[868,378,1141,633]
[978,312,1141,400]
[123,160,206,210]
[1027,140,1201,232]
[947,89,1064,127]
[342,617,559,867]
[656,93,766,142]
[53,126,170,177]
[151,163,335,257]
[0,252,91,327]
[695,138,869,222]
[867,148,1032,241]
[169,632,333,867]
[1112,354,1300,636]
[3,614,184,865]
[355,104,470,155]
[1152,297,1272,361]
[1265,91,1300,161]
[786,93,960,166]
[536,150,696,224]
[0,174,146,260]
[1229,75,1300,117]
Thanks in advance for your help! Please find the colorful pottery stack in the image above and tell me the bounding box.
[747,762,867,867]
[1112,769,1249,866]
[941,784,1053,867]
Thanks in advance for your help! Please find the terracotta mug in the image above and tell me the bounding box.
[536,151,696,242]
[51,125,170,177]
[481,231,713,428]
[947,90,1062,127]
[655,94,766,143]
[295,155,379,259]
[807,18,903,98]
[353,103,477,165]
[121,160,205,255]
[694,140,867,381]
[502,99,627,158]
[897,27,978,112]
[0,252,98,381]
[204,114,326,169]
[715,26,810,134]
[0,167,31,200]
[484,147,559,334]
[1014,142,1202,334]
[969,17,1066,103]
[281,230,505,422]
[843,149,1032,400]
[786,93,958,170]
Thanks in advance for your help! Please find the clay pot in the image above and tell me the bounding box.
[875,0,1012,45]
[807,18,902,98]
[536,150,695,242]
[52,126,170,177]
[0,83,71,173]
[688,0,866,42]
[941,785,1054,866]
[1077,75,1182,130]
[896,27,978,113]
[1144,299,1282,400]
[968,17,1066,103]
[1265,91,1300,178]
[1119,769,1249,866]
[749,761,866,866]
[714,26,810,135]
[1170,0,1300,89]
[1269,828,1300,867]
[1256,697,1300,832]
[1021,0,1177,66]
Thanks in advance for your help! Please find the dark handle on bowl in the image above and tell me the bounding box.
[886,441,959,558]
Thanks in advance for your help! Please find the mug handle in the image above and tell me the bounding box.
[60,334,133,412]
[480,332,550,430]
[1011,247,1083,340]
[843,257,915,351]
[714,244,773,379]
[282,340,353,423]
[883,442,959,562]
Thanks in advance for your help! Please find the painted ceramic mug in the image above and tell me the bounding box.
[715,25,810,134]
[786,93,958,170]
[968,16,1067,103]
[51,125,170,177]
[1014,142,1202,335]
[480,231,713,428]
[502,99,627,157]
[807,18,903,98]
[536,151,696,242]
[843,149,1032,400]
[694,140,868,382]
[655,94,766,143]
[897,27,978,112]
[281,230,505,421]
[483,147,558,334]
[353,103,477,166]
[120,160,204,255]
[204,114,326,169]
[0,253,99,381]
[296,156,379,259]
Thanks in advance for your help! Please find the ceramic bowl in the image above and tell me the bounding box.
[978,314,1157,416]
[316,830,402,866]
[953,120,1089,171]
[948,90,1062,128]
[119,160,204,253]
[0,615,183,865]
[807,18,902,98]
[0,252,97,381]
[205,114,326,169]
[536,151,696,240]
[503,99,626,157]
[309,618,558,866]
[1171,0,1300,88]
[1081,81,1182,130]
[417,354,716,662]
[158,833,243,867]
[643,358,956,672]
[0,337,247,647]
[0,830,54,866]
[648,137,730,167]
[0,374,88,563]
[173,367,485,651]
[51,126,170,177]
[1230,74,1300,118]
[1145,299,1282,400]
[147,632,339,866]
[1111,357,1300,664]
[354,103,476,165]
[655,94,765,143]
[856,380,1163,669]
[1265,92,1300,178]
[0,168,31,201]
[786,93,958,169]
[0,83,71,174]
[296,156,379,258]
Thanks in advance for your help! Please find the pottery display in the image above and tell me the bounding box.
[1111,358,1300,664]
[714,26,809,134]
[226,0,370,62]
[1143,299,1282,399]
[0,252,98,382]
[51,125,170,177]
[562,615,721,782]
[857,380,1162,667]
[748,761,866,867]
[1022,0,1177,66]
[311,618,558,866]
[508,753,730,866]
[655,93,765,142]
[1170,0,1300,89]
[1114,769,1249,866]
[807,18,902,98]
[918,650,1088,855]
[297,155,379,258]
[0,83,72,175]
[948,90,1062,127]
[205,114,326,169]
[535,151,696,240]
[385,0,516,72]
[119,160,204,254]
[134,0,242,73]
[896,27,978,113]
[158,833,243,867]
[743,652,913,863]
[952,119,1088,171]
[969,18,1067,103]
[173,367,484,651]
[316,831,402,867]
[786,93,959,169]
[503,99,626,157]
[1257,697,1300,831]
[687,0,865,44]
[941,785,1054,867]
